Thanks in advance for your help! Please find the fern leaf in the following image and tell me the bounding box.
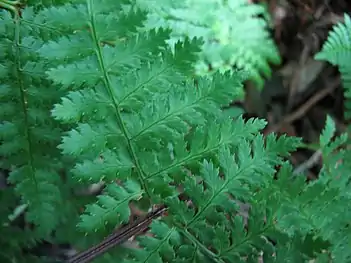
[315,14,351,67]
[78,181,144,232]
[315,14,351,122]
[0,6,65,238]
[136,0,281,87]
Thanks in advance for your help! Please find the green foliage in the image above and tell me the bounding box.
[136,0,281,88]
[315,14,351,122]
[0,4,67,238]
[1,1,351,263]
[0,187,39,263]
[269,116,351,262]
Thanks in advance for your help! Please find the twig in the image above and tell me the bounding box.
[293,150,322,175]
[8,204,28,222]
[266,79,340,134]
[67,206,167,263]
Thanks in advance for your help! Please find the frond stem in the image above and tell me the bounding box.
[14,10,38,189]
[87,0,150,198]
[179,227,225,263]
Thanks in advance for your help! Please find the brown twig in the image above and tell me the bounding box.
[67,206,167,263]
[266,79,340,134]
[293,150,322,175]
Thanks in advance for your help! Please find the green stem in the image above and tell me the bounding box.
[86,0,151,199]
[13,9,38,189]
[0,0,21,14]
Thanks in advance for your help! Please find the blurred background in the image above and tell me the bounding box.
[243,0,351,181]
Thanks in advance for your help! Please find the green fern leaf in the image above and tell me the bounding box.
[78,181,143,232]
[0,6,66,238]
[315,14,351,122]
[315,14,351,67]
[136,0,281,87]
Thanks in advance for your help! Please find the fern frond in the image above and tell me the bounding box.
[136,0,281,87]
[315,14,351,122]
[122,138,300,262]
[78,181,144,233]
[0,7,67,238]
[31,1,298,260]
[4,1,338,262]
[263,117,351,261]
[315,27,351,261]
[315,14,351,67]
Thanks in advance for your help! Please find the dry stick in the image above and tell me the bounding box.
[293,150,322,176]
[266,79,340,134]
[287,42,310,111]
[67,206,167,263]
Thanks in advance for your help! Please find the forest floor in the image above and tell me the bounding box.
[245,0,351,180]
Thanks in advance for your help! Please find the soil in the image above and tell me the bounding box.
[244,0,351,180]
